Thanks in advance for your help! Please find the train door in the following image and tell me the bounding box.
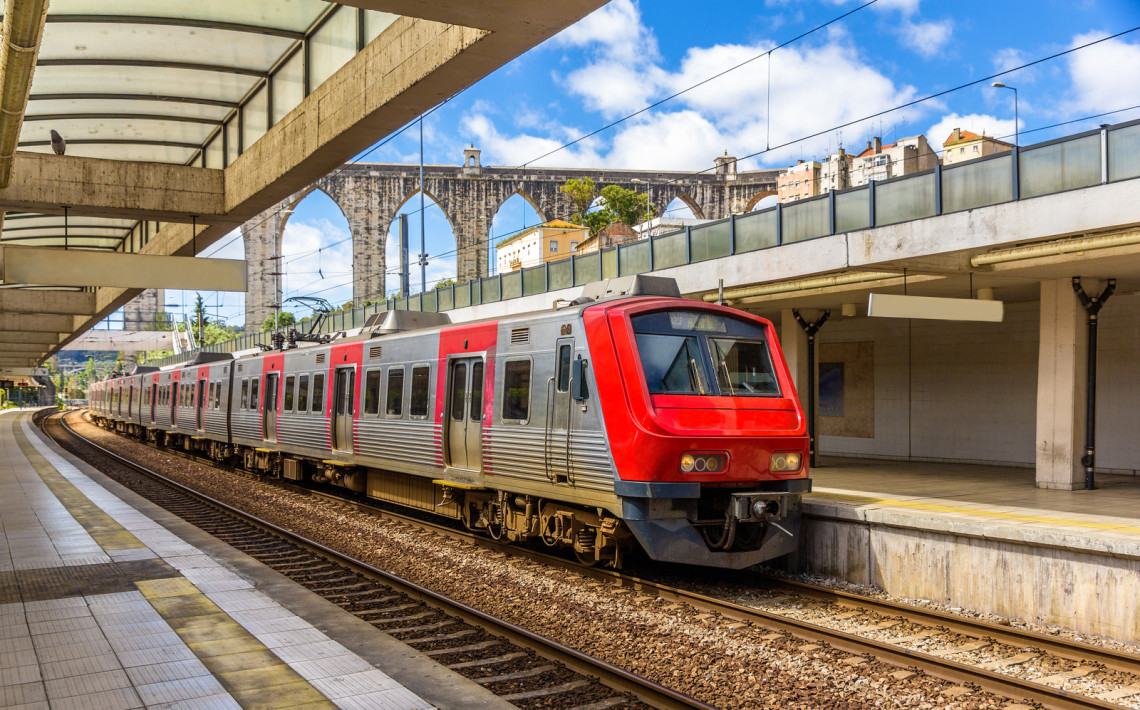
[150,382,157,423]
[196,378,207,430]
[545,337,577,484]
[446,358,484,470]
[331,367,356,452]
[263,372,279,441]
[171,380,178,425]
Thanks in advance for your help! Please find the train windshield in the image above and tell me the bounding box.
[632,310,781,397]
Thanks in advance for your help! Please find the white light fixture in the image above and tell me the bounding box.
[867,293,1003,322]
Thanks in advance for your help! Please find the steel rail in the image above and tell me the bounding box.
[53,413,715,710]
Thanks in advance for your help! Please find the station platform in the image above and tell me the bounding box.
[0,409,510,710]
[801,457,1140,646]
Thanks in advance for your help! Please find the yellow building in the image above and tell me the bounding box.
[942,128,1013,165]
[495,219,588,272]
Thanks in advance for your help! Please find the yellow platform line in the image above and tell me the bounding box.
[14,418,145,551]
[137,578,336,710]
[808,490,1140,535]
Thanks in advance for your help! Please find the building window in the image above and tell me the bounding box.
[960,147,965,154]
[570,240,579,250]
[549,240,558,253]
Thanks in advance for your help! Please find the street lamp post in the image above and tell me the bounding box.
[991,82,1019,146]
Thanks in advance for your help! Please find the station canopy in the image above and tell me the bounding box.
[0,0,607,368]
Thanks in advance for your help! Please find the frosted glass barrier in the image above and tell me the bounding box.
[438,287,453,311]
[875,173,935,226]
[549,259,572,290]
[834,187,869,232]
[735,209,777,252]
[310,7,357,89]
[421,290,437,313]
[365,11,397,43]
[502,272,522,300]
[408,294,421,312]
[574,253,600,285]
[226,119,239,163]
[482,276,500,302]
[942,154,1012,213]
[782,197,830,243]
[522,266,545,296]
[243,84,269,151]
[619,241,650,275]
[1019,134,1100,198]
[601,247,619,278]
[273,51,305,121]
[652,232,686,269]
[397,297,410,311]
[690,221,731,261]
[205,134,222,170]
[1109,123,1140,182]
[455,282,471,308]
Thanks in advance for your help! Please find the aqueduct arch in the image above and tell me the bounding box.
[241,148,779,331]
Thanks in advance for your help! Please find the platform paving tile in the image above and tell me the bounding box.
[31,626,108,650]
[0,681,47,706]
[0,662,41,686]
[100,619,175,639]
[1,647,38,669]
[39,653,124,681]
[28,614,100,636]
[206,588,283,612]
[122,659,214,687]
[26,604,90,623]
[108,630,188,653]
[241,614,315,635]
[151,692,243,710]
[290,654,376,681]
[35,637,115,664]
[162,554,222,571]
[335,687,433,710]
[257,627,332,649]
[227,604,297,623]
[0,618,29,640]
[44,669,132,700]
[272,640,354,664]
[49,686,142,710]
[134,674,230,706]
[115,644,199,668]
[310,669,404,699]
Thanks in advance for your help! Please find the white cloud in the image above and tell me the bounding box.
[873,0,922,14]
[898,18,953,58]
[553,0,656,64]
[1065,33,1140,117]
[461,113,604,168]
[925,113,1017,153]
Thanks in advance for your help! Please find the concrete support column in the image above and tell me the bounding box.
[1035,278,1090,489]
[780,309,810,407]
[123,289,165,330]
[242,207,284,333]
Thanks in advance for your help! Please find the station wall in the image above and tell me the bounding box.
[813,293,1140,473]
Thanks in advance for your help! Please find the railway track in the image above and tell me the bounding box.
[45,411,710,710]
[60,410,1140,709]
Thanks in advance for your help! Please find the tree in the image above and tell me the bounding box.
[560,177,597,218]
[599,184,654,229]
[260,311,297,332]
[434,278,457,290]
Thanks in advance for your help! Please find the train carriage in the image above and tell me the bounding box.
[90,276,810,570]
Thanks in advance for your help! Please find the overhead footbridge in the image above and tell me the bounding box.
[0,0,608,368]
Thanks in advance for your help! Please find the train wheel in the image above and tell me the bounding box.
[573,527,598,567]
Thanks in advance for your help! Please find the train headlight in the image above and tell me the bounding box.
[769,452,803,473]
[680,453,727,474]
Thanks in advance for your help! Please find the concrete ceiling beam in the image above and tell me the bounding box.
[0,358,38,367]
[0,0,49,188]
[0,342,50,353]
[0,246,246,290]
[0,313,76,332]
[0,152,227,222]
[0,288,95,315]
[0,331,61,345]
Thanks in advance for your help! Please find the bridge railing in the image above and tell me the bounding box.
[145,118,1140,369]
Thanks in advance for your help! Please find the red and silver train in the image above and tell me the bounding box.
[90,276,810,569]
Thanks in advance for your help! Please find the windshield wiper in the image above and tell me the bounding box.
[688,358,706,395]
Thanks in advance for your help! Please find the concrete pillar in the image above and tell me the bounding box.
[1035,278,1090,489]
[122,288,165,330]
[780,309,810,408]
[242,207,285,333]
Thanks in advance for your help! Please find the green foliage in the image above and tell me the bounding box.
[260,311,297,332]
[599,184,654,229]
[340,301,355,312]
[560,177,597,217]
[192,293,209,328]
[434,278,457,290]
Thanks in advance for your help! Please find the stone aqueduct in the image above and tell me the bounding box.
[240,149,779,330]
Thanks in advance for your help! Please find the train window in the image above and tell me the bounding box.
[283,376,295,412]
[470,361,484,421]
[310,376,323,414]
[213,382,222,409]
[363,370,382,416]
[449,363,466,422]
[250,378,260,412]
[386,368,404,417]
[409,365,430,418]
[709,338,780,396]
[502,359,531,422]
[240,379,249,410]
[144,388,151,406]
[297,375,310,413]
[556,344,572,392]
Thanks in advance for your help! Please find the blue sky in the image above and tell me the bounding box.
[157,0,1140,330]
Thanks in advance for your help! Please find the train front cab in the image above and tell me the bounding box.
[585,299,811,569]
